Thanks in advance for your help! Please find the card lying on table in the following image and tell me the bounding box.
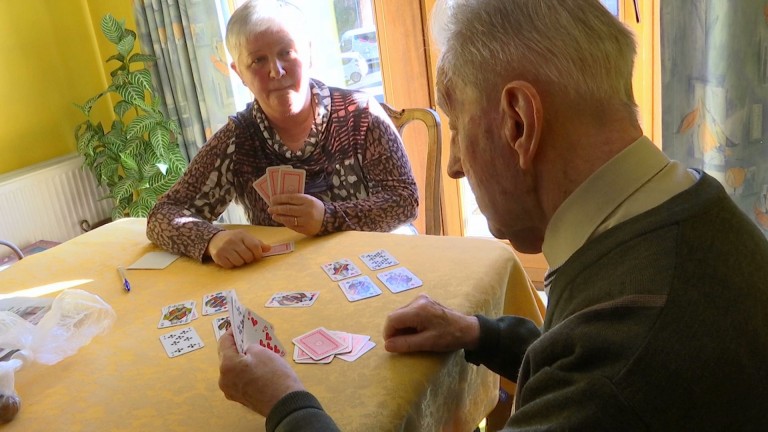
[128,251,180,270]
[292,327,349,361]
[159,326,204,358]
[338,276,382,302]
[321,258,362,281]
[377,267,423,293]
[202,290,231,315]
[212,316,231,340]
[157,300,197,328]
[359,249,399,271]
[291,329,373,364]
[265,291,319,308]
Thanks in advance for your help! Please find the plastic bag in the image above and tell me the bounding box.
[0,289,116,423]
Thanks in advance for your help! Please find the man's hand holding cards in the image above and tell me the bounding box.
[227,290,286,357]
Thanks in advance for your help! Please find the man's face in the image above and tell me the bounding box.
[231,24,310,119]
[440,79,545,253]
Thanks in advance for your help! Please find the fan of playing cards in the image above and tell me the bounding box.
[253,166,306,204]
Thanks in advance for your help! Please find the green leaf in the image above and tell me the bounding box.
[117,35,135,58]
[130,69,153,91]
[77,92,106,117]
[116,84,145,105]
[106,53,125,63]
[114,100,132,118]
[132,99,158,115]
[142,163,161,177]
[165,119,181,135]
[111,200,128,220]
[120,153,139,174]
[101,14,124,45]
[103,129,126,148]
[113,178,137,201]
[125,115,159,139]
[111,69,130,85]
[149,127,170,150]
[166,150,188,171]
[128,53,157,64]
[149,175,178,196]
[101,159,120,186]
[77,129,97,155]
[127,200,151,218]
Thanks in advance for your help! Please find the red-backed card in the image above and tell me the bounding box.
[279,168,306,194]
[292,327,346,361]
[266,166,285,197]
[262,241,294,257]
[253,175,271,204]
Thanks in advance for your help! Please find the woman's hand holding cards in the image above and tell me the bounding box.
[268,194,325,236]
[206,230,271,269]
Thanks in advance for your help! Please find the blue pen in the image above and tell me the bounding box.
[117,266,131,292]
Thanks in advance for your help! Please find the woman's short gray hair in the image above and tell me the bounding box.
[225,0,306,65]
[433,0,637,111]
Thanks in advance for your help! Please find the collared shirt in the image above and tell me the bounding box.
[542,136,697,270]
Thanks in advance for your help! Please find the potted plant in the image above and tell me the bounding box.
[74,14,187,220]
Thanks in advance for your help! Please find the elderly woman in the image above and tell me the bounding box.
[146,0,418,268]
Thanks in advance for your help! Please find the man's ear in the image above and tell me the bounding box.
[500,81,542,170]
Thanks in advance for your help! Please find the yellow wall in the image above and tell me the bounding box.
[0,0,138,175]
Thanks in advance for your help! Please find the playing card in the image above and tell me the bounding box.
[265,291,319,308]
[127,251,180,269]
[212,316,231,340]
[158,301,196,329]
[243,309,286,357]
[321,258,362,281]
[253,174,272,204]
[338,276,382,302]
[337,340,376,362]
[359,249,399,271]
[266,166,284,197]
[262,241,295,257]
[292,327,347,361]
[279,167,306,194]
[293,345,333,364]
[377,267,424,293]
[227,291,248,354]
[159,326,204,358]
[329,331,353,355]
[202,290,231,315]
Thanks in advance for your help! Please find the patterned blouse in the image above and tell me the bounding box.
[146,79,418,261]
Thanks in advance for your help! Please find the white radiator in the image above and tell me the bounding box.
[0,154,112,249]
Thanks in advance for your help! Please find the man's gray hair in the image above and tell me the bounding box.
[225,0,306,65]
[433,0,637,111]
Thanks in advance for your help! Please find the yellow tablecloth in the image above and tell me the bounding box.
[0,218,543,431]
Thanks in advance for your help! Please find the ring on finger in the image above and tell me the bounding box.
[294,216,298,226]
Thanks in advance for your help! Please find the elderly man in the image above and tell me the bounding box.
[218,0,768,430]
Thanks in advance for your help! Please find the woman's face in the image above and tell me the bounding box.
[231,23,310,120]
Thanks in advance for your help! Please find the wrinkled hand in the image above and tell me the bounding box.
[268,194,325,236]
[383,294,481,353]
[218,329,305,417]
[206,229,271,269]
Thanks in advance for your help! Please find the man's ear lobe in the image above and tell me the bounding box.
[501,81,542,170]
